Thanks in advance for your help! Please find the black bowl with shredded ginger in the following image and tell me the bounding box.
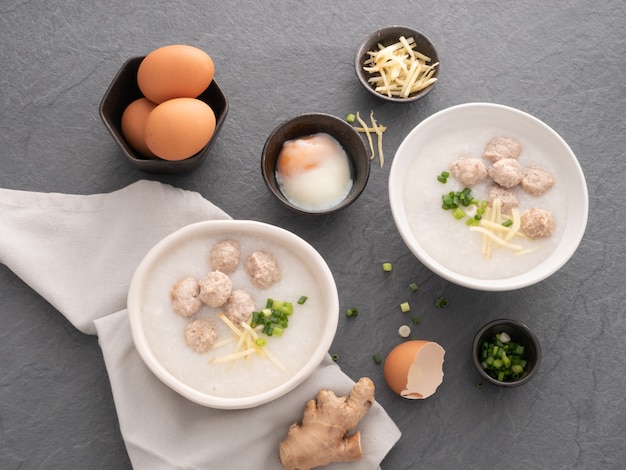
[355,26,439,103]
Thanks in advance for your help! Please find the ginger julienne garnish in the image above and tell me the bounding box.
[363,36,438,99]
[351,111,386,168]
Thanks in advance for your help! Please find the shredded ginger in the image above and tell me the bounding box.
[353,111,386,167]
[470,198,531,259]
[209,313,285,370]
[363,36,438,99]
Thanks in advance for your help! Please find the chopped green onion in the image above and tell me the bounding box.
[346,113,356,123]
[297,295,308,305]
[372,354,382,364]
[398,325,411,337]
[411,315,420,325]
[409,282,419,292]
[480,332,529,382]
[452,207,466,219]
[382,262,393,272]
[254,297,300,338]
[331,354,339,362]
[255,337,267,347]
[400,302,410,313]
[502,219,513,227]
[434,296,449,308]
[346,308,359,317]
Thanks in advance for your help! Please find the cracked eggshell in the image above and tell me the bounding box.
[383,340,445,399]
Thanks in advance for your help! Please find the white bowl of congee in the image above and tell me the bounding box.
[127,220,339,409]
[389,103,588,291]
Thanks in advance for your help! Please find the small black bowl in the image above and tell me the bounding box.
[472,319,541,387]
[355,25,439,103]
[261,113,370,215]
[99,56,229,174]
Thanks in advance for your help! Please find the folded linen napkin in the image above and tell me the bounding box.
[0,180,401,470]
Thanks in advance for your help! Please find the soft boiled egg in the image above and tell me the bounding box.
[276,133,353,212]
[383,340,445,399]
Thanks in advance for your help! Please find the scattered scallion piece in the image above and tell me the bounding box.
[411,315,420,325]
[372,354,382,364]
[297,295,308,305]
[382,262,393,272]
[346,307,359,317]
[502,219,513,227]
[398,325,411,338]
[480,332,529,382]
[331,354,339,362]
[346,113,356,123]
[409,282,419,292]
[434,296,449,308]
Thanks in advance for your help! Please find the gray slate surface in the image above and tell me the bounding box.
[1,0,625,469]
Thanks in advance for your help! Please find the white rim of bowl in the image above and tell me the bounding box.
[388,102,589,291]
[127,219,339,409]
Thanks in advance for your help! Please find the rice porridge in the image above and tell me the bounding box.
[402,126,567,279]
[141,232,323,397]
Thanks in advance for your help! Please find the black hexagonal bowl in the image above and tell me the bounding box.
[472,319,541,387]
[99,56,229,174]
[355,25,439,103]
[261,113,370,215]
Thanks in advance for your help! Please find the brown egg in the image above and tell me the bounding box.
[144,97,216,161]
[137,44,215,104]
[120,98,157,157]
[383,340,445,399]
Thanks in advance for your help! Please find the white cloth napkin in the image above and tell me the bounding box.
[0,180,401,470]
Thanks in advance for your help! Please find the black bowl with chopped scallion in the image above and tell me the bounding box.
[472,319,541,387]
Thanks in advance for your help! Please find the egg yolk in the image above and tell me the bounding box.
[277,135,329,177]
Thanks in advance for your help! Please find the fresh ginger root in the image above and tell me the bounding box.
[278,377,375,470]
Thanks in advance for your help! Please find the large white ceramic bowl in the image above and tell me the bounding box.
[127,220,339,409]
[389,102,588,291]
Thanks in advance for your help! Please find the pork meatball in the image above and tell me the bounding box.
[448,158,488,186]
[224,289,255,325]
[482,136,522,163]
[245,251,281,289]
[487,186,519,214]
[184,318,217,354]
[521,208,555,239]
[209,240,240,274]
[170,277,202,318]
[520,166,555,196]
[198,270,232,308]
[487,158,523,188]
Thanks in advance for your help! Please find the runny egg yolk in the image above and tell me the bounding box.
[276,133,353,212]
